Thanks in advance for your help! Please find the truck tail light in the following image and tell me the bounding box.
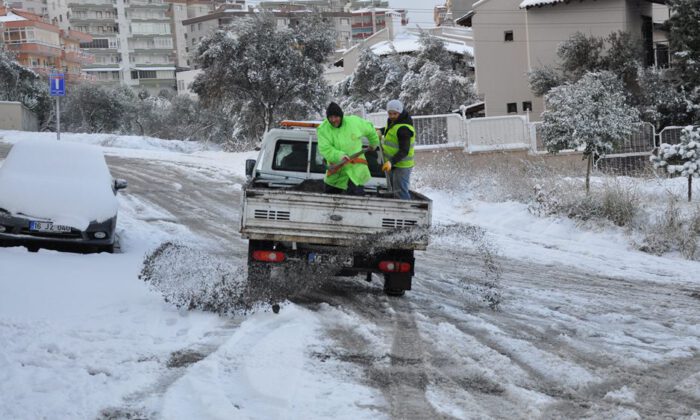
[378,261,411,273]
[252,250,286,263]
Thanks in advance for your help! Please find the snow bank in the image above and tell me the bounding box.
[0,130,218,154]
[0,139,118,229]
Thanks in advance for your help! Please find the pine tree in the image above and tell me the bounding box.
[542,71,639,192]
[651,126,700,201]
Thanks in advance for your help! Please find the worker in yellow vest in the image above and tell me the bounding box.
[380,100,415,200]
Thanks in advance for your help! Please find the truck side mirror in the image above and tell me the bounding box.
[113,179,128,191]
[245,159,256,178]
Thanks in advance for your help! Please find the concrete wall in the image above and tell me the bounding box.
[0,101,39,132]
[472,0,531,119]
[175,69,201,97]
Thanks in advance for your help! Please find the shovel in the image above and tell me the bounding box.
[326,147,370,175]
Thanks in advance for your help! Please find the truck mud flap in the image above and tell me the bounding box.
[384,272,412,291]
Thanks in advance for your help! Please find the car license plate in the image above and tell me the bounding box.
[29,221,71,233]
[308,253,353,267]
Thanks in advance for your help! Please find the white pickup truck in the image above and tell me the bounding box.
[240,122,432,297]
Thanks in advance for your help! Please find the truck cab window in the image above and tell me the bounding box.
[272,141,325,173]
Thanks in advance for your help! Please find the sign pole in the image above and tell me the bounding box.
[56,96,61,141]
[49,72,65,140]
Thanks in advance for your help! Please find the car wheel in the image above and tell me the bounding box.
[384,287,406,297]
[99,244,115,254]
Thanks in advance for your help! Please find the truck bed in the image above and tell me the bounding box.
[240,185,432,250]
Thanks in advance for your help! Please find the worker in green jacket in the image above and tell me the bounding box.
[317,102,380,195]
[380,99,415,200]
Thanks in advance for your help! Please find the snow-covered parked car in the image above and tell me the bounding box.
[0,140,127,253]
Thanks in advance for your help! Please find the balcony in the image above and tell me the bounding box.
[7,42,62,58]
[63,50,95,64]
[68,0,114,6]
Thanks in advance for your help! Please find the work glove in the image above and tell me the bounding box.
[382,161,392,172]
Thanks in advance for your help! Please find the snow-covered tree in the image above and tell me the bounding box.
[542,71,639,192]
[0,46,51,126]
[192,14,334,143]
[651,126,700,201]
[637,67,697,129]
[337,33,477,115]
[557,32,606,80]
[529,31,642,97]
[400,62,476,115]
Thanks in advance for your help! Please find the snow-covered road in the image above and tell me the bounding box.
[1,136,699,419]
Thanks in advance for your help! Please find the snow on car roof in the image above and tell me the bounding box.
[0,140,118,230]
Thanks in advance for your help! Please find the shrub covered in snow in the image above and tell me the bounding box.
[637,199,700,260]
[650,126,700,201]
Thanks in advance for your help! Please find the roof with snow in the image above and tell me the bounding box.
[519,0,564,8]
[0,11,28,22]
[519,0,666,8]
[370,33,473,57]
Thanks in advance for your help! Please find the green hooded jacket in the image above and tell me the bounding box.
[317,115,380,190]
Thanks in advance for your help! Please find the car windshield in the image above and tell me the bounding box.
[272,140,384,178]
[0,140,118,229]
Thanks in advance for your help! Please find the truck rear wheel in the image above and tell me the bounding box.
[383,273,411,297]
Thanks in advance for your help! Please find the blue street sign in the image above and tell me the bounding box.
[49,73,65,96]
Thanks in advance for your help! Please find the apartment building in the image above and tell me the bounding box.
[470,0,669,120]
[255,0,405,44]
[170,0,242,68]
[3,0,47,16]
[21,0,209,93]
[180,6,356,65]
[0,6,93,81]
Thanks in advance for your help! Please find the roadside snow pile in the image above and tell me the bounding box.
[0,139,117,229]
[0,130,218,154]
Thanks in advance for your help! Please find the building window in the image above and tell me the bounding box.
[522,101,532,112]
[507,102,517,114]
[504,30,514,42]
[80,38,109,49]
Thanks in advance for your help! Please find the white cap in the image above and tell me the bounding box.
[387,99,403,114]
